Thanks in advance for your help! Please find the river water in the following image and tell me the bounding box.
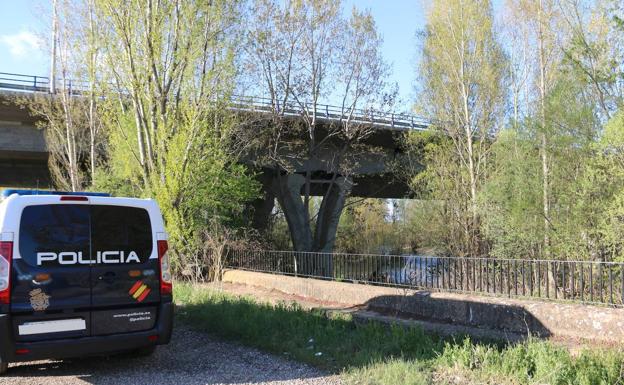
[378,255,441,285]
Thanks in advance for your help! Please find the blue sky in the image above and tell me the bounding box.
[0,1,48,75]
[0,1,498,110]
[343,0,427,109]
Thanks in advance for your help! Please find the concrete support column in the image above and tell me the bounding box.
[250,172,275,232]
[313,176,352,277]
[271,173,352,277]
[272,173,313,252]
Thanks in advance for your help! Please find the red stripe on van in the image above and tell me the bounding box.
[128,280,143,295]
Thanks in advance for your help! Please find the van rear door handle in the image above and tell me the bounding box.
[98,271,116,282]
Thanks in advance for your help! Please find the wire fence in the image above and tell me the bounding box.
[0,71,430,131]
[226,249,624,307]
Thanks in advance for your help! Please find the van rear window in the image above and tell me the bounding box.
[91,205,152,262]
[19,205,90,266]
[19,205,153,266]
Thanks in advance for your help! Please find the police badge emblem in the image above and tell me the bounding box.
[29,288,50,311]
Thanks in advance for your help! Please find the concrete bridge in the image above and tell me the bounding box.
[0,71,433,253]
[0,72,429,198]
[0,92,49,188]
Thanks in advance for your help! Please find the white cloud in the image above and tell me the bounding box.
[0,31,42,59]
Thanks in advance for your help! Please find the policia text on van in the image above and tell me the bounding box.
[0,190,174,374]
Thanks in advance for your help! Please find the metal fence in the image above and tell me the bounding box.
[0,71,430,131]
[226,249,624,306]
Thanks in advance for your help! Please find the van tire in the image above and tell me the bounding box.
[0,362,8,375]
[135,346,156,357]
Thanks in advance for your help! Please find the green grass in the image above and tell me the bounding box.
[174,283,624,385]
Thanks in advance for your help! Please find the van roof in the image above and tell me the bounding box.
[1,190,111,198]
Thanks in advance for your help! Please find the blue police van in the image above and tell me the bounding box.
[0,190,174,374]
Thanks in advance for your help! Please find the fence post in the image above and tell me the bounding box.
[553,262,557,299]
[590,263,593,302]
[621,264,624,305]
[561,262,565,299]
[609,264,613,304]
[600,263,604,303]
[529,261,533,296]
[522,260,526,296]
[507,260,511,297]
[514,259,518,296]
[486,259,490,293]
[570,263,575,300]
[580,264,584,302]
[537,261,541,298]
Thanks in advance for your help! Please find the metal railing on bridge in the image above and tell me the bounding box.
[226,249,624,307]
[0,71,430,131]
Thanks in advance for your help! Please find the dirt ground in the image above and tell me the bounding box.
[2,326,342,385]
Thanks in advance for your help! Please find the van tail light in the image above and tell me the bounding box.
[157,240,172,295]
[0,241,13,305]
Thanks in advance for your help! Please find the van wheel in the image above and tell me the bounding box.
[135,346,156,357]
[0,362,8,375]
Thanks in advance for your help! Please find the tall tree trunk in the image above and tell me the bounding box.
[50,0,58,94]
[88,0,97,180]
[62,96,77,191]
[89,95,96,178]
[462,76,478,256]
[538,0,550,259]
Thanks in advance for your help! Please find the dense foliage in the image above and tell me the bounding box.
[33,0,260,274]
[32,0,624,263]
[404,0,624,261]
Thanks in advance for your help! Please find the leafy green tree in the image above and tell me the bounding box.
[21,0,259,278]
[85,0,259,270]
[587,110,624,262]
[415,0,507,257]
[481,70,600,260]
[335,199,392,254]
[560,0,624,120]
[480,129,544,259]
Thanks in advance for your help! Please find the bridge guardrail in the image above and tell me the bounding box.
[0,71,430,131]
[226,249,624,307]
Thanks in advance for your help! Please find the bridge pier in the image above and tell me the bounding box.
[313,176,352,253]
[270,172,352,276]
[273,173,313,251]
[250,172,275,232]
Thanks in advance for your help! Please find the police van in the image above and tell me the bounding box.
[0,190,174,374]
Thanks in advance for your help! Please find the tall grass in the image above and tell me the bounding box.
[175,283,624,385]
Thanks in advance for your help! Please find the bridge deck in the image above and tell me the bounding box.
[0,72,430,131]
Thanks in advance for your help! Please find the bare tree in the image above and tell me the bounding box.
[24,0,91,191]
[507,0,563,258]
[50,0,58,94]
[243,0,394,262]
[501,1,533,129]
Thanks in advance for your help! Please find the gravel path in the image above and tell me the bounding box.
[2,327,343,385]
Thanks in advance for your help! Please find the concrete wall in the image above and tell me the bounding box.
[0,121,50,187]
[222,269,624,345]
[0,123,46,153]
